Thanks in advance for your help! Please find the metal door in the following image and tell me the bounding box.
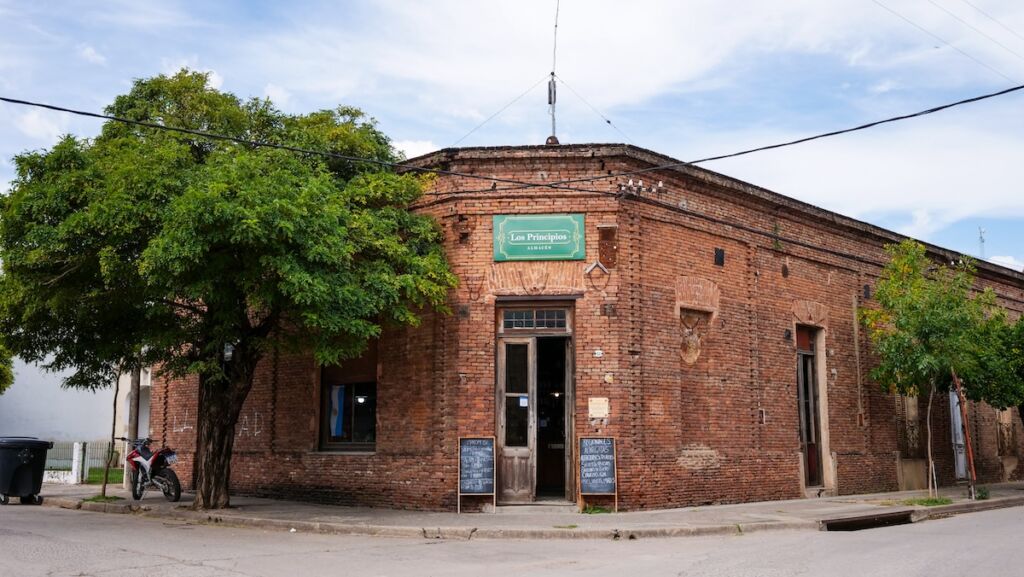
[950,390,968,480]
[496,338,535,503]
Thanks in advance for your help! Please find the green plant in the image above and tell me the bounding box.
[902,497,952,507]
[582,505,611,514]
[83,495,124,503]
[975,486,990,500]
[86,468,123,485]
[553,524,578,529]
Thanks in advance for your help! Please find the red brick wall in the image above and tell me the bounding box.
[149,144,1024,510]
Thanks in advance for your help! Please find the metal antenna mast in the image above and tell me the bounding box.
[979,226,986,259]
[546,0,560,145]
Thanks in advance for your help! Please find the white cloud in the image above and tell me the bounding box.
[160,56,223,89]
[683,96,1024,242]
[264,83,291,108]
[243,0,1024,118]
[13,109,68,143]
[394,139,439,159]
[990,256,1024,272]
[76,44,106,65]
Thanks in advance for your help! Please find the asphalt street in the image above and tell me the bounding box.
[1,504,1022,577]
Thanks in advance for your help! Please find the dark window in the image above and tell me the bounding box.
[598,226,618,268]
[321,342,377,451]
[504,343,529,447]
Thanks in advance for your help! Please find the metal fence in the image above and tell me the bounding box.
[44,440,123,471]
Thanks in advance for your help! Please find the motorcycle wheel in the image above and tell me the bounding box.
[130,469,145,501]
[157,469,181,503]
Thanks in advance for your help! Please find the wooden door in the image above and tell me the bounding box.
[497,338,535,503]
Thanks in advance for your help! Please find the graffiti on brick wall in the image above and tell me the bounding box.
[172,409,194,433]
[238,411,265,438]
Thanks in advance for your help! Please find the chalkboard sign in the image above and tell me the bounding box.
[578,437,618,511]
[458,437,496,513]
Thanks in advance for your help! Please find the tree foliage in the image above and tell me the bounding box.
[860,240,1004,398]
[0,344,12,395]
[0,70,457,507]
[861,239,1018,494]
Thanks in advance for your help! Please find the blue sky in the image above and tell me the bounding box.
[2,0,1024,268]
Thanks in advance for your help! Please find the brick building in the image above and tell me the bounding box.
[150,143,1024,511]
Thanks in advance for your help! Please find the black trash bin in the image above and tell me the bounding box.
[0,437,53,505]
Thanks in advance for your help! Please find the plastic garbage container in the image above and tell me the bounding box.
[0,437,53,505]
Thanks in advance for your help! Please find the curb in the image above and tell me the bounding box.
[37,494,1024,540]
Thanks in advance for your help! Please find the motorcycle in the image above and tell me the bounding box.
[117,437,181,502]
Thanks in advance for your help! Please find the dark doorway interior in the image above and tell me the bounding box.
[796,326,823,487]
[536,336,567,497]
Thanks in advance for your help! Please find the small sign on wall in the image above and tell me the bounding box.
[588,397,610,419]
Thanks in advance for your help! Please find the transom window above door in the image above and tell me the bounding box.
[502,309,566,330]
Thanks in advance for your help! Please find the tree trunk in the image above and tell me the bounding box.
[192,348,260,510]
[101,374,121,498]
[925,385,936,498]
[128,367,141,440]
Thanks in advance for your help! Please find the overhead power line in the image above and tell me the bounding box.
[870,0,1017,82]
[958,0,1024,44]
[925,0,1024,65]
[4,80,1024,196]
[500,81,1024,190]
[0,95,601,195]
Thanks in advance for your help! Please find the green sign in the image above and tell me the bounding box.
[493,214,585,261]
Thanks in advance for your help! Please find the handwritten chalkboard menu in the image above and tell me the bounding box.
[578,437,618,512]
[458,437,496,513]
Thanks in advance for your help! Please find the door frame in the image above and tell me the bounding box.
[794,325,835,495]
[495,337,536,503]
[494,304,576,503]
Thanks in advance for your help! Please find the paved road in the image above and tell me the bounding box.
[1,505,1022,577]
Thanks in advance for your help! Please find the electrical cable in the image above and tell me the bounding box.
[0,95,597,195]
[448,74,550,147]
[925,0,1024,65]
[958,0,1024,44]
[555,73,634,144]
[5,80,1024,197]
[870,0,1017,82]
[510,81,1024,190]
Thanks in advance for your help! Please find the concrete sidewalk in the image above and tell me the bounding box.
[36,482,1024,540]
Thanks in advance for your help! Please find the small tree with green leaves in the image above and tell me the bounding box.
[861,240,1004,496]
[0,71,457,508]
[0,344,12,395]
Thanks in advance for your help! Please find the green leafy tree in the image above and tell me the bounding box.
[995,317,1024,430]
[0,71,457,508]
[860,240,1006,496]
[0,344,13,395]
